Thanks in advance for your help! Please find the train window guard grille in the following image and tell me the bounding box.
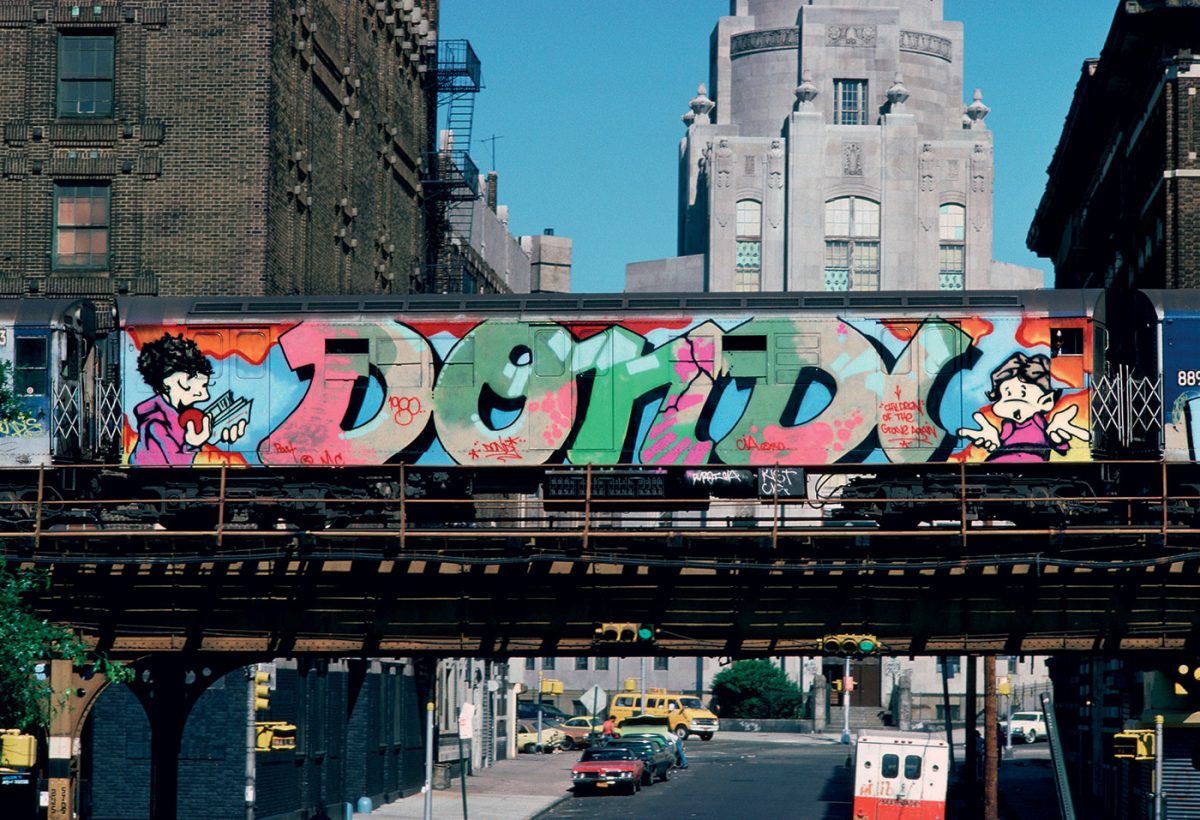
[1091,364,1162,449]
[95,377,121,456]
[52,380,82,457]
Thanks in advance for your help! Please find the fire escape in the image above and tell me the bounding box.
[423,39,481,293]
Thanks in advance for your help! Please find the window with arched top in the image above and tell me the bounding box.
[824,197,879,291]
[939,204,965,290]
[735,199,762,291]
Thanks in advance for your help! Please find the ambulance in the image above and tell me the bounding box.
[852,731,949,820]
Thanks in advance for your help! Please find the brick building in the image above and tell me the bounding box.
[1027,0,1200,290]
[0,0,437,298]
[1026,2,1200,817]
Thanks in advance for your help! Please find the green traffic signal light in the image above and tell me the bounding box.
[637,625,656,641]
[857,637,877,653]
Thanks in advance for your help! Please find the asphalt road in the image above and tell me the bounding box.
[536,734,1055,820]
[538,735,856,820]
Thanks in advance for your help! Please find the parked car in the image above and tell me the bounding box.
[1006,711,1048,744]
[607,737,674,784]
[558,716,605,750]
[571,746,645,795]
[614,715,688,767]
[516,722,567,753]
[517,701,573,724]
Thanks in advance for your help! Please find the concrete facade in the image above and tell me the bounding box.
[628,0,1042,293]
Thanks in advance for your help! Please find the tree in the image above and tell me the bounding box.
[711,660,804,719]
[0,563,129,730]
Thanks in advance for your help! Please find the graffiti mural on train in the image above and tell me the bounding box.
[121,313,1095,467]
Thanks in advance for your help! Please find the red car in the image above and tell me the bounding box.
[570,746,645,795]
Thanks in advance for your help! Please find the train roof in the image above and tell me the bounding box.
[118,289,1103,324]
[0,298,98,334]
[1136,289,1200,317]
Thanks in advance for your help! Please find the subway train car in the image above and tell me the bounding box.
[0,298,104,466]
[115,290,1102,471]
[3,288,1194,531]
[106,290,1108,528]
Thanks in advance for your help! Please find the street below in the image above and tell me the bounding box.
[536,733,1054,820]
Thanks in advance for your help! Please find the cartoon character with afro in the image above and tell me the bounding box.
[131,333,246,465]
[957,351,1090,462]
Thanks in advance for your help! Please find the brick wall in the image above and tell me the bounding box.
[265,0,434,295]
[1167,74,1200,288]
[0,1,272,297]
[0,0,434,298]
[87,661,427,818]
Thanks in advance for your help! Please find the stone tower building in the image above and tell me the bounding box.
[627,0,1042,293]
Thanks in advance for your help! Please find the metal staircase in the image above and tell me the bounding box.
[424,39,481,293]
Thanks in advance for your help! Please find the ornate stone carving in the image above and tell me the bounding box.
[826,25,876,47]
[919,144,933,192]
[843,142,863,176]
[730,27,799,58]
[966,88,990,127]
[689,84,715,123]
[886,73,910,109]
[971,144,988,193]
[769,170,783,189]
[899,30,951,62]
[794,70,819,110]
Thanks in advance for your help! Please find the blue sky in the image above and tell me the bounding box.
[439,2,1117,293]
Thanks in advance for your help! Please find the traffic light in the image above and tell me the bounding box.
[1113,730,1155,761]
[818,633,880,656]
[540,678,563,695]
[255,722,297,752]
[0,729,35,767]
[832,679,843,692]
[253,669,271,712]
[594,623,658,644]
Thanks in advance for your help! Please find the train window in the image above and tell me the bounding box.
[324,337,369,380]
[14,336,47,396]
[533,330,566,377]
[1051,327,1083,356]
[904,754,922,779]
[63,333,80,380]
[881,753,899,779]
[192,332,223,382]
[724,335,766,352]
[236,332,267,379]
[440,337,475,386]
[724,334,767,379]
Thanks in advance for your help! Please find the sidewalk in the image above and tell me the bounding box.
[353,749,574,820]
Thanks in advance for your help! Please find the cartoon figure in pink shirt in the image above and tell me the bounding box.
[131,333,246,465]
[957,352,1089,462]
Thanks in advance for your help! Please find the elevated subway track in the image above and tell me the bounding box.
[4,461,1200,658]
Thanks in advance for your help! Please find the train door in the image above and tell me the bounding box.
[564,324,613,461]
[852,732,949,820]
[873,319,964,463]
[4,328,54,464]
[227,328,269,458]
[527,325,577,459]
